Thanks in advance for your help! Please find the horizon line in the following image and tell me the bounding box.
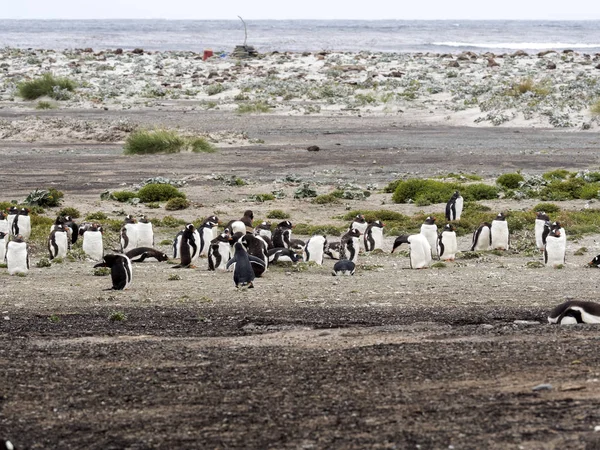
[2,17,600,21]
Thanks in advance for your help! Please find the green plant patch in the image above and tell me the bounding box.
[137,184,185,202]
[391,178,498,204]
[58,207,80,218]
[25,188,64,207]
[18,73,76,100]
[112,191,138,202]
[496,173,524,189]
[532,203,560,214]
[237,101,271,114]
[542,169,572,181]
[165,197,190,211]
[267,210,291,220]
[189,137,217,153]
[151,216,187,228]
[124,129,186,155]
[86,211,108,221]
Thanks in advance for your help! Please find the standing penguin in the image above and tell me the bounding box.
[63,216,79,246]
[12,208,31,241]
[548,300,600,324]
[173,224,198,268]
[94,254,133,290]
[340,228,361,263]
[544,224,566,267]
[364,220,385,252]
[392,234,432,269]
[48,224,69,260]
[420,216,438,258]
[332,259,356,276]
[226,210,254,235]
[6,207,18,236]
[349,214,368,235]
[304,235,328,265]
[136,215,154,248]
[208,230,232,271]
[535,211,550,252]
[445,191,464,221]
[120,215,139,253]
[199,219,219,257]
[240,234,269,277]
[438,224,458,261]
[273,221,294,249]
[0,231,8,263]
[6,235,29,275]
[82,224,104,261]
[471,222,491,251]
[0,212,8,235]
[226,241,265,288]
[255,221,273,241]
[490,213,510,250]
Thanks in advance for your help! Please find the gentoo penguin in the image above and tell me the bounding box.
[340,228,361,263]
[226,241,265,288]
[48,224,69,260]
[332,259,356,276]
[240,233,269,277]
[208,230,232,271]
[6,206,18,236]
[268,247,302,264]
[172,224,198,268]
[6,235,29,275]
[94,254,133,290]
[0,231,8,263]
[0,211,9,235]
[226,210,254,235]
[273,220,293,249]
[254,221,273,241]
[544,224,566,267]
[125,247,169,263]
[202,215,221,239]
[289,238,305,254]
[535,211,550,252]
[438,223,458,261]
[304,235,327,265]
[120,215,139,253]
[392,234,432,269]
[349,214,368,235]
[136,215,154,248]
[471,222,491,251]
[64,216,79,245]
[445,191,463,221]
[548,300,600,324]
[199,219,219,257]
[420,216,438,258]
[490,213,509,250]
[82,224,104,261]
[364,220,384,252]
[12,208,31,241]
[325,241,341,260]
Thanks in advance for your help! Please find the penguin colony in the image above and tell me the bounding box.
[0,191,596,321]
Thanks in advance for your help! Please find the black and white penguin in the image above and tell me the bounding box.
[208,230,232,271]
[392,234,432,269]
[94,254,133,290]
[240,233,269,277]
[226,210,254,235]
[273,220,293,249]
[471,222,491,251]
[340,228,361,263]
[48,224,69,260]
[438,224,458,261]
[0,211,9,235]
[364,220,384,252]
[120,215,139,253]
[63,216,79,245]
[82,223,104,261]
[490,213,509,250]
[349,214,368,235]
[324,241,341,260]
[304,235,327,265]
[268,247,302,264]
[544,221,566,247]
[202,215,221,239]
[226,241,265,288]
[332,259,356,276]
[199,219,219,257]
[172,224,198,268]
[0,231,8,263]
[125,247,169,263]
[544,223,566,267]
[420,216,438,258]
[535,211,550,252]
[6,235,29,275]
[445,191,463,221]
[136,215,154,248]
[6,206,18,236]
[254,221,273,241]
[548,300,600,324]
[12,208,31,241]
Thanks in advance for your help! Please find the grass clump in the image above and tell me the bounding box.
[533,203,560,214]
[24,188,63,207]
[137,184,185,203]
[391,179,498,204]
[543,169,572,181]
[267,210,291,219]
[590,99,600,116]
[539,178,586,201]
[248,194,275,202]
[36,101,56,110]
[508,78,550,97]
[48,314,61,323]
[36,258,52,268]
[165,197,190,211]
[151,216,186,228]
[58,207,80,218]
[93,267,111,276]
[237,101,271,114]
[168,274,182,281]
[189,137,217,153]
[496,173,524,189]
[109,311,127,322]
[86,211,108,221]
[124,129,186,155]
[313,193,342,204]
[18,73,76,100]
[294,223,346,237]
[112,191,138,203]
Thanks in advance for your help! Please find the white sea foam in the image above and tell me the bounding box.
[432,41,600,50]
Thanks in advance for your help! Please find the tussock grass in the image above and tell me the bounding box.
[36,101,56,110]
[508,78,550,97]
[390,179,498,204]
[165,197,190,211]
[58,207,80,218]
[189,137,216,153]
[267,210,290,219]
[124,129,186,155]
[236,101,271,114]
[590,99,600,116]
[18,73,76,100]
[137,184,185,203]
[496,173,524,189]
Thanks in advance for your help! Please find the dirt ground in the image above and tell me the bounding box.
[2,110,600,449]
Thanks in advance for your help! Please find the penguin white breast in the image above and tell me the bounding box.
[231,221,246,235]
[7,242,28,274]
[440,232,458,259]
[420,225,438,254]
[534,220,546,249]
[371,227,384,248]
[0,220,8,234]
[455,197,464,219]
[83,231,104,260]
[545,236,565,266]
[352,222,368,234]
[408,234,432,269]
[491,221,509,249]
[306,236,325,264]
[55,231,69,257]
[474,227,491,251]
[136,223,154,247]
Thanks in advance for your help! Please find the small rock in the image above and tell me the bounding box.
[3,316,9,321]
[307,145,320,152]
[547,62,557,70]
[532,383,553,391]
[512,50,528,57]
[487,58,500,67]
[132,48,144,54]
[83,47,93,53]
[595,64,600,70]
[447,61,460,68]
[594,425,600,432]
[513,320,539,325]
[115,48,123,55]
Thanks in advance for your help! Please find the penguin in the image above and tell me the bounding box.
[136,215,154,248]
[548,300,600,325]
[304,235,327,265]
[471,222,491,251]
[490,213,510,250]
[0,211,8,235]
[254,221,273,241]
[0,231,8,263]
[535,211,550,252]
[172,224,198,268]
[6,206,18,236]
[273,220,293,249]
[50,216,72,246]
[349,214,368,235]
[208,230,232,271]
[289,238,305,254]
[226,241,265,288]
[438,223,458,261]
[6,235,29,275]
[420,216,438,258]
[202,215,221,239]
[544,224,566,267]
[12,208,31,241]
[199,219,219,257]
[94,254,133,290]
[64,216,79,245]
[225,210,254,235]
[120,215,139,253]
[364,220,385,252]
[268,247,302,264]
[125,247,169,263]
[240,233,269,277]
[392,234,432,269]
[445,191,464,221]
[340,228,361,263]
[82,224,104,261]
[48,224,69,260]
[332,259,356,276]
[325,241,341,260]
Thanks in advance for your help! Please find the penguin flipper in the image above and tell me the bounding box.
[248,255,266,267]
[226,258,235,270]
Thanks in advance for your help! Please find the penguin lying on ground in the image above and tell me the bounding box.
[548,300,600,324]
[392,234,432,269]
[325,241,341,260]
[226,242,265,288]
[268,247,302,264]
[332,259,356,276]
[94,254,133,290]
[125,247,169,263]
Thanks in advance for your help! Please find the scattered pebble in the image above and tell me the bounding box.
[532,384,553,391]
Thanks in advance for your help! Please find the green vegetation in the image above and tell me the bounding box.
[48,314,61,323]
[236,101,271,114]
[168,274,182,281]
[36,258,52,268]
[124,129,186,155]
[24,188,64,207]
[312,192,343,204]
[189,137,217,153]
[592,99,600,116]
[58,207,80,218]
[496,173,524,189]
[36,101,56,110]
[543,169,571,181]
[248,193,275,202]
[206,83,226,96]
[18,73,76,100]
[294,223,346,237]
[93,267,111,276]
[151,216,187,228]
[86,211,108,221]
[109,311,127,322]
[508,78,550,97]
[112,191,138,203]
[137,184,185,203]
[267,210,291,220]
[165,197,191,211]
[533,203,560,214]
[389,179,498,204]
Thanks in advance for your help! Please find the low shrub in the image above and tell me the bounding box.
[532,203,560,214]
[578,183,600,200]
[189,137,217,153]
[124,129,186,155]
[151,215,187,228]
[590,99,600,116]
[267,210,291,219]
[165,197,190,210]
[496,173,524,189]
[58,206,80,218]
[236,101,271,114]
[86,211,108,221]
[112,191,138,202]
[542,169,571,181]
[24,188,64,207]
[539,178,586,201]
[294,223,345,237]
[36,101,56,110]
[137,184,185,202]
[312,193,341,204]
[18,73,76,100]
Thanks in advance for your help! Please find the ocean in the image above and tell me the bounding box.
[1,19,600,54]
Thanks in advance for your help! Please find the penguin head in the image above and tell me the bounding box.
[8,206,18,214]
[138,215,149,223]
[185,223,195,232]
[12,235,25,243]
[18,208,29,215]
[277,220,293,229]
[424,216,436,225]
[124,215,137,224]
[348,228,361,238]
[354,214,366,223]
[444,223,456,232]
[372,220,384,228]
[205,215,220,224]
[243,210,254,220]
[589,255,600,267]
[536,211,550,221]
[452,191,460,199]
[495,212,506,221]
[392,235,410,253]
[0,231,7,239]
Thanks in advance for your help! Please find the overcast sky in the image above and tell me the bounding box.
[2,0,599,20]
